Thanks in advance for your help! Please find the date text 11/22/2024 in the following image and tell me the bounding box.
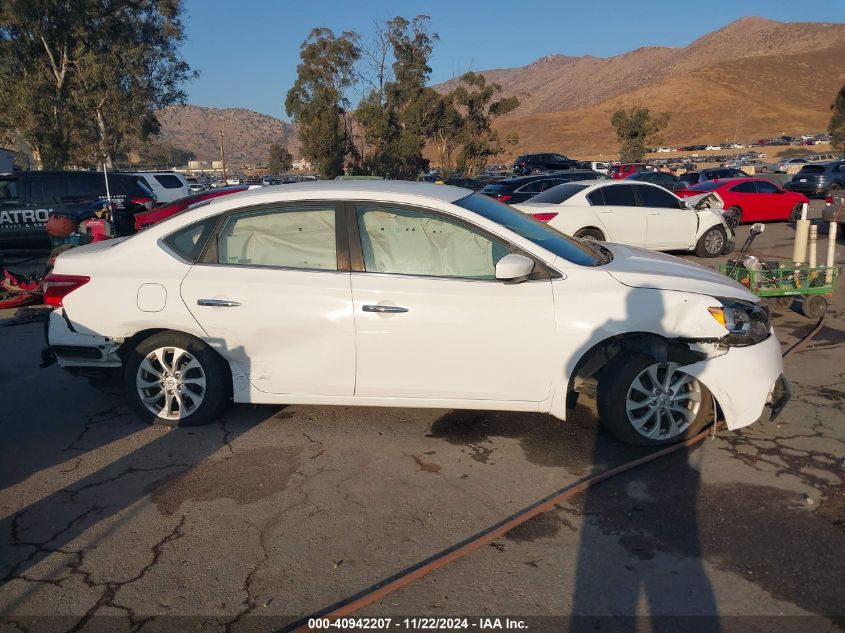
[307,617,528,630]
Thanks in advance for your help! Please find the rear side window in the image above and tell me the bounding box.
[155,174,184,189]
[586,189,605,206]
[162,216,219,262]
[29,177,66,199]
[599,184,638,206]
[530,183,588,204]
[636,185,679,209]
[730,182,756,193]
[65,174,102,199]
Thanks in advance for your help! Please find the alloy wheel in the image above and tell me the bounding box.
[703,228,725,255]
[136,346,207,420]
[625,362,703,441]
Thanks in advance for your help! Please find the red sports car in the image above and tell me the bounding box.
[675,177,809,227]
[133,185,249,231]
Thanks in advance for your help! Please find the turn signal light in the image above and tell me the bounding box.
[42,274,90,307]
[707,307,727,327]
[531,212,559,222]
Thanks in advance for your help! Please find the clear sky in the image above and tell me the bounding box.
[180,0,845,120]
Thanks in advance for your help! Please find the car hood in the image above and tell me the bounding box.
[602,243,757,302]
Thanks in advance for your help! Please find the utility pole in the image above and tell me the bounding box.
[219,130,228,184]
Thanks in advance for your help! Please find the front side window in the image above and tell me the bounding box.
[217,206,337,270]
[754,181,780,194]
[636,185,680,209]
[0,177,19,201]
[356,205,508,279]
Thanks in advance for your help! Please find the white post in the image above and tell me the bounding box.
[808,224,817,269]
[826,221,838,285]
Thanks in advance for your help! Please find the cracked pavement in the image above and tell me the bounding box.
[1,213,843,632]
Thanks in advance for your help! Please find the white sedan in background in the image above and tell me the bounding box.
[513,180,732,257]
[43,181,785,445]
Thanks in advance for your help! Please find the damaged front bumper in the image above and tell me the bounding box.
[680,333,787,430]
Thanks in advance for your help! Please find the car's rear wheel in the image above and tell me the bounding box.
[597,353,713,446]
[124,331,230,427]
[695,225,727,258]
[574,227,605,241]
[725,206,743,228]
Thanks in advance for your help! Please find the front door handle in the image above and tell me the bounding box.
[197,299,241,307]
[362,304,409,314]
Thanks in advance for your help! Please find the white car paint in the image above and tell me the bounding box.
[514,180,729,254]
[47,181,783,433]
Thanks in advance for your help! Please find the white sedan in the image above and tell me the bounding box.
[513,180,732,257]
[43,181,787,445]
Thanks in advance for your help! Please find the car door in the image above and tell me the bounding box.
[636,184,697,250]
[753,179,787,220]
[587,184,647,246]
[347,202,555,402]
[726,181,758,219]
[178,201,356,396]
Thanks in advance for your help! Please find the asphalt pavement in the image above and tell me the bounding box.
[0,202,843,633]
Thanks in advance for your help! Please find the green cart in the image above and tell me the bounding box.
[719,262,839,318]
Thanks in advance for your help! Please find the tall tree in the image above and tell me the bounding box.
[285,28,359,179]
[611,106,670,163]
[268,143,293,174]
[452,72,519,176]
[0,0,195,168]
[829,85,845,155]
[355,15,438,179]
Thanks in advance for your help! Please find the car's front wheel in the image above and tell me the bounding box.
[597,353,713,445]
[695,225,727,258]
[124,331,231,427]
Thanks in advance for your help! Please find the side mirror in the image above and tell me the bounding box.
[750,222,765,235]
[496,253,535,283]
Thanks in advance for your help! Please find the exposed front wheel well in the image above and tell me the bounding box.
[567,332,706,401]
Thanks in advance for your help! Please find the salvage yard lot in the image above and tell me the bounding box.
[1,205,843,632]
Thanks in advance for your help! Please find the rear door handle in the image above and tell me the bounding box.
[197,299,241,307]
[362,304,409,314]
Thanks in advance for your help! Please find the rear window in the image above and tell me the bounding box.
[154,174,185,189]
[480,183,512,194]
[690,180,723,192]
[797,165,825,174]
[530,183,588,204]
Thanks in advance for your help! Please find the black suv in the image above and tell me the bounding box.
[0,171,155,249]
[512,153,579,175]
[784,161,845,198]
[672,168,748,193]
[479,171,604,204]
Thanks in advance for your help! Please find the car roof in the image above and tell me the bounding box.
[208,179,472,204]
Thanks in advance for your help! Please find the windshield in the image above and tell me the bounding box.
[454,193,608,267]
[529,183,589,204]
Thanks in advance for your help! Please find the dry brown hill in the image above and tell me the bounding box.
[438,17,845,160]
[155,105,297,165]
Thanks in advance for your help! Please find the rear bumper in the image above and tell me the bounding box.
[680,333,786,430]
[45,309,122,368]
[784,181,827,196]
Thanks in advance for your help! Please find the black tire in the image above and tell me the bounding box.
[574,227,605,241]
[828,183,842,198]
[123,331,231,427]
[695,225,727,258]
[801,295,827,319]
[770,296,794,311]
[790,203,803,223]
[725,206,742,228]
[597,352,713,446]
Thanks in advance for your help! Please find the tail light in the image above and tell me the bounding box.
[130,196,155,210]
[826,196,833,204]
[42,274,90,307]
[497,194,512,202]
[532,212,559,222]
